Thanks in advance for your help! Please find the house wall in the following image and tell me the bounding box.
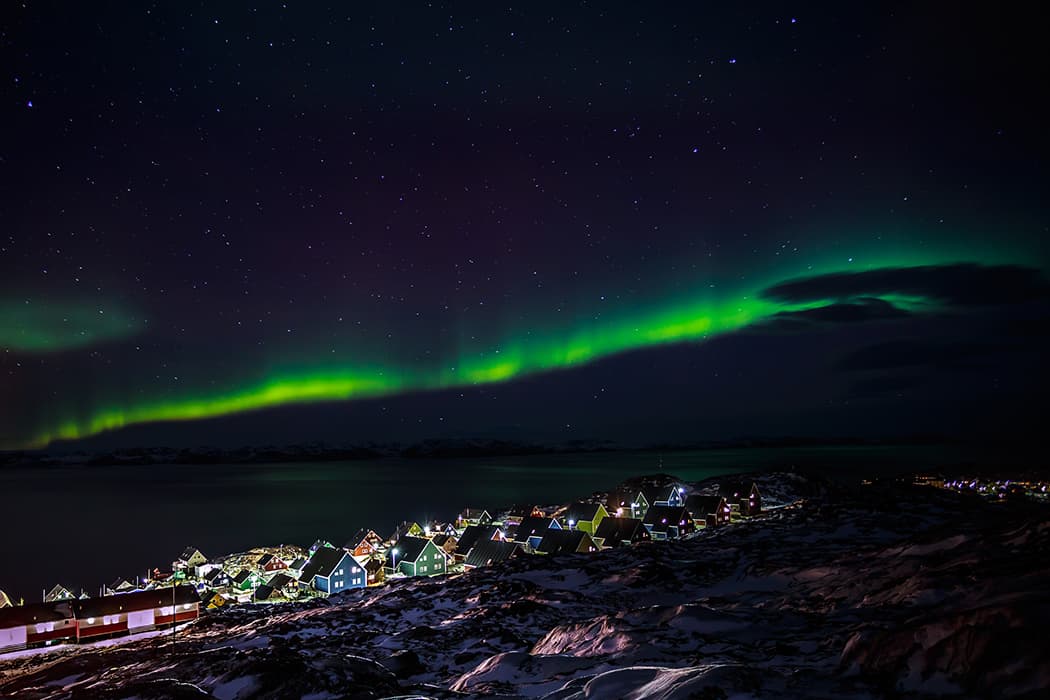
[76,614,127,640]
[403,543,447,577]
[27,618,77,644]
[0,625,28,652]
[324,555,367,592]
[155,603,199,626]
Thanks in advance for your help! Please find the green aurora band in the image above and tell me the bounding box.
[0,300,142,353]
[10,254,1038,450]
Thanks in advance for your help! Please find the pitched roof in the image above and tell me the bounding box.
[536,529,594,555]
[459,508,490,520]
[232,570,253,585]
[345,528,384,550]
[255,553,274,567]
[565,501,605,523]
[719,479,759,499]
[642,505,692,532]
[464,540,521,568]
[386,535,432,564]
[289,557,308,571]
[266,573,294,589]
[363,558,385,573]
[254,585,277,601]
[204,569,229,583]
[606,488,647,511]
[72,586,198,618]
[431,533,456,547]
[513,516,557,543]
[594,516,649,544]
[643,484,683,504]
[0,600,73,627]
[179,547,205,562]
[457,524,499,553]
[299,547,354,582]
[685,494,726,515]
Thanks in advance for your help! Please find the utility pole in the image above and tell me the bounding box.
[171,581,176,652]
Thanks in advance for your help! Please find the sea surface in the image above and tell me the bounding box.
[0,444,974,603]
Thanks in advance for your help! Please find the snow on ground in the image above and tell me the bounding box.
[1,472,1047,699]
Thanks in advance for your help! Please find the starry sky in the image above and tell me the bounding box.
[1,3,1047,451]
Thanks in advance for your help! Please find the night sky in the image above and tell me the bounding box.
[2,3,1047,451]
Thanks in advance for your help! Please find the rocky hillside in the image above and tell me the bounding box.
[1,473,1047,699]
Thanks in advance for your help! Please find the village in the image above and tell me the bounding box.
[0,474,763,654]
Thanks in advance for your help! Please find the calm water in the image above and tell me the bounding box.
[0,445,965,603]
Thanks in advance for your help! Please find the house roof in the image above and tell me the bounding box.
[386,535,433,564]
[565,501,605,523]
[642,505,692,532]
[513,516,558,543]
[363,558,385,573]
[232,569,253,585]
[289,557,308,571]
[685,494,726,515]
[73,586,199,618]
[254,585,277,601]
[594,516,649,544]
[255,553,274,567]
[266,573,294,589]
[457,525,499,553]
[504,504,538,518]
[536,529,594,556]
[606,488,647,511]
[0,600,73,627]
[431,533,456,547]
[719,479,759,499]
[178,547,204,562]
[460,508,491,520]
[464,539,520,568]
[45,584,89,601]
[204,569,228,583]
[346,528,382,549]
[643,484,683,504]
[299,547,356,582]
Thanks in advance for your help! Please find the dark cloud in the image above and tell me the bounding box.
[762,263,1050,307]
[760,297,911,330]
[838,339,1014,372]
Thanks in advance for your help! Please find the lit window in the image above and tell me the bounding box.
[87,617,96,624]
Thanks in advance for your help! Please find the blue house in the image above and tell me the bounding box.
[298,547,366,594]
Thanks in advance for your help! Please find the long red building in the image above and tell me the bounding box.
[0,585,199,652]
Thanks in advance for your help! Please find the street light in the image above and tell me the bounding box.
[567,519,575,531]
[391,548,400,573]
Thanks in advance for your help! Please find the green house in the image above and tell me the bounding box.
[386,536,447,577]
[563,502,610,535]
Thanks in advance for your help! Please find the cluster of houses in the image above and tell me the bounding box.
[916,473,1050,503]
[0,478,761,654]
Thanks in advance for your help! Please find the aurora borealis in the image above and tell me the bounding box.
[2,3,1048,450]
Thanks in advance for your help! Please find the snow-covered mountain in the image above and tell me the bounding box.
[1,472,1046,699]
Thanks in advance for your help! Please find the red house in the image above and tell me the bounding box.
[71,586,200,641]
[0,601,77,652]
[345,528,384,558]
